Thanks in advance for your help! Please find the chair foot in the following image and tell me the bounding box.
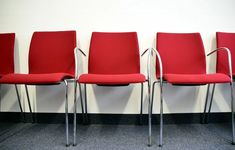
[159,144,163,147]
[66,144,70,147]
[200,114,205,124]
[232,142,235,145]
[200,120,204,124]
[148,137,152,147]
[21,113,26,123]
[83,115,89,125]
[73,144,77,146]
[201,115,209,124]
[139,117,143,125]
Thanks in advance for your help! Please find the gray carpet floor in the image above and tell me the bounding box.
[0,123,234,150]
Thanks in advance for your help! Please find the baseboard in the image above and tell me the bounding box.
[0,112,231,124]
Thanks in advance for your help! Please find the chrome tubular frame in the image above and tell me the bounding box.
[25,85,34,123]
[206,47,234,144]
[145,48,163,147]
[148,80,158,146]
[73,81,77,146]
[73,47,86,146]
[84,84,88,124]
[202,84,216,124]
[206,84,216,123]
[147,48,152,146]
[15,84,25,121]
[202,84,211,123]
[140,82,144,125]
[140,49,150,126]
[159,79,163,147]
[73,82,85,146]
[146,46,234,146]
[79,83,85,122]
[74,47,86,81]
[230,82,235,144]
[207,47,233,81]
[64,80,69,147]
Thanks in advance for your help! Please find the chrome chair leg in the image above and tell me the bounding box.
[64,80,70,147]
[202,84,211,124]
[73,81,77,146]
[148,81,157,146]
[206,84,216,123]
[159,81,163,147]
[230,82,235,144]
[148,81,153,146]
[84,84,88,124]
[78,83,85,124]
[140,83,144,125]
[15,84,25,121]
[25,85,34,123]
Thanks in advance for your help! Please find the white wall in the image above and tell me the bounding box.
[0,0,235,114]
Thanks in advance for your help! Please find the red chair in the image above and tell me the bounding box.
[0,31,76,146]
[0,33,24,119]
[73,32,146,146]
[203,32,235,144]
[147,33,233,146]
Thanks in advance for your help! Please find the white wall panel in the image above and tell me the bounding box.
[0,0,235,113]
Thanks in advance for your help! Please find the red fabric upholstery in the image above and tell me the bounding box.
[88,32,140,74]
[29,31,76,75]
[163,73,231,85]
[216,32,235,76]
[0,33,15,75]
[79,32,145,85]
[79,73,146,84]
[156,32,231,85]
[0,31,76,85]
[156,33,206,76]
[0,73,74,85]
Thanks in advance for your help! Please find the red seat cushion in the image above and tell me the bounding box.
[78,73,146,84]
[163,73,231,85]
[0,73,74,85]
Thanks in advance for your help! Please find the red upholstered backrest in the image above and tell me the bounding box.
[156,32,206,76]
[29,31,76,75]
[0,33,15,75]
[88,32,140,74]
[216,32,235,75]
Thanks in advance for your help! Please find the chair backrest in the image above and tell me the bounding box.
[156,32,206,76]
[29,31,76,75]
[216,32,235,75]
[88,32,140,74]
[0,33,15,76]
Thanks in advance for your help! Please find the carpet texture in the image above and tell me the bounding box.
[0,123,234,150]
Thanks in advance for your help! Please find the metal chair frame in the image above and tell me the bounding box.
[202,47,235,145]
[73,47,146,146]
[145,47,234,146]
